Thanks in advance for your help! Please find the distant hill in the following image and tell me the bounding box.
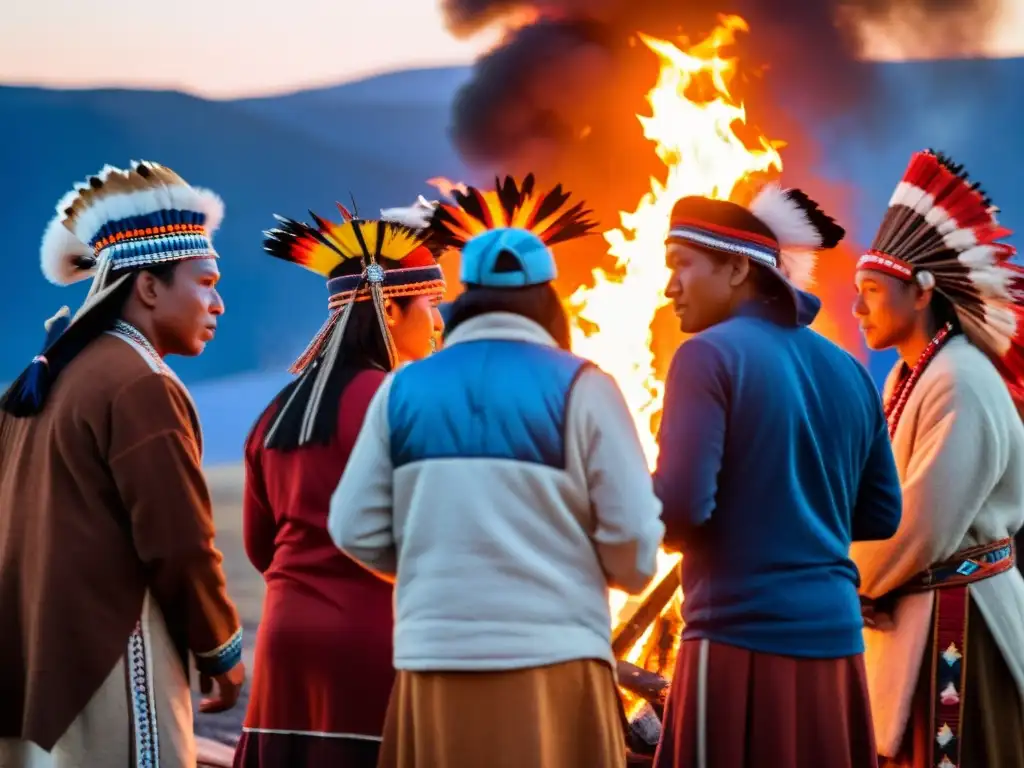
[2,59,1022,457]
[0,69,471,385]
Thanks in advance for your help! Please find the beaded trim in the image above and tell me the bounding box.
[885,322,954,437]
[194,627,244,677]
[112,320,167,372]
[93,223,207,252]
[327,278,447,309]
[127,606,160,767]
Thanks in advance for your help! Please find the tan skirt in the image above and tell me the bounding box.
[377,659,626,768]
[882,599,1024,768]
[0,593,194,768]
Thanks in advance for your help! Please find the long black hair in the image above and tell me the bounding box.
[0,261,178,418]
[930,289,963,336]
[443,282,571,351]
[261,256,415,452]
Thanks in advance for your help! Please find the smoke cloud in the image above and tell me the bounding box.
[442,0,1000,176]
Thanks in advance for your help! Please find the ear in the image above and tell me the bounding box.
[911,282,933,312]
[132,270,162,310]
[728,254,752,288]
[384,298,401,328]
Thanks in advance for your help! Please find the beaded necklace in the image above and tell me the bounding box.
[884,322,953,438]
[112,320,165,371]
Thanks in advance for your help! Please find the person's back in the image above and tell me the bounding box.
[384,315,650,669]
[651,187,899,768]
[245,369,392,602]
[329,178,665,768]
[677,306,893,657]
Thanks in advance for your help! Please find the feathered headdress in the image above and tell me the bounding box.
[261,201,444,447]
[42,160,223,295]
[2,160,223,417]
[427,174,597,252]
[857,149,1024,404]
[668,185,846,291]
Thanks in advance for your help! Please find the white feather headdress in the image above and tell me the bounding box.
[747,184,846,290]
[40,160,224,286]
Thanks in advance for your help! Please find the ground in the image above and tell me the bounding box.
[192,465,264,747]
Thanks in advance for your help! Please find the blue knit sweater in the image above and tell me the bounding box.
[653,292,902,658]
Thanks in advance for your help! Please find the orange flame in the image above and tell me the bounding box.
[429,15,859,686]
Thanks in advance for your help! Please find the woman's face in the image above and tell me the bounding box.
[387,294,445,362]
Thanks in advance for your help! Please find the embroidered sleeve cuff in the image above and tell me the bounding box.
[194,628,243,676]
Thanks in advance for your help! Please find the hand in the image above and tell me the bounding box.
[198,660,246,714]
[860,597,895,630]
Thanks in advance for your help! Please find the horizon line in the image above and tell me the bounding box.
[3,52,1023,100]
[0,63,473,101]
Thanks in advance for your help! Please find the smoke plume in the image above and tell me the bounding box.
[443,0,999,177]
[438,0,999,318]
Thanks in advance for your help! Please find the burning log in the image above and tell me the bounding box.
[616,660,669,710]
[612,564,680,657]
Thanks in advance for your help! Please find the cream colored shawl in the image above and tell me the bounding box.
[850,335,1024,756]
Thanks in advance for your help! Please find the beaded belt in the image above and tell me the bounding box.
[897,538,1015,595]
[896,538,1014,768]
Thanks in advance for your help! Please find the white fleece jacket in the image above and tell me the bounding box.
[328,312,665,672]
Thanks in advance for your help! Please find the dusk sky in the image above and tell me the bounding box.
[3,0,1022,98]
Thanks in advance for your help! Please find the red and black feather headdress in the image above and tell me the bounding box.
[857,149,1023,405]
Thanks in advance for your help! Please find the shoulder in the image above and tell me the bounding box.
[920,336,1006,405]
[340,367,391,434]
[346,367,388,401]
[60,334,192,425]
[62,333,162,400]
[667,334,728,380]
[572,364,624,403]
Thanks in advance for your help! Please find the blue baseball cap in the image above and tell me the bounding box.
[459,228,556,288]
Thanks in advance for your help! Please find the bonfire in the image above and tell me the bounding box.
[430,14,857,762]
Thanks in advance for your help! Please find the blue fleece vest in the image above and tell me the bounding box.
[388,340,591,470]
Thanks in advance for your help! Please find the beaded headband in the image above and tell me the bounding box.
[667,186,845,292]
[261,201,444,447]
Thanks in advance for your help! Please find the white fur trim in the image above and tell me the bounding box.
[915,270,936,290]
[192,187,225,235]
[748,184,823,250]
[380,196,437,230]
[70,183,224,246]
[40,214,94,286]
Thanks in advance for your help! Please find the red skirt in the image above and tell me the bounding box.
[654,639,877,768]
[233,579,393,768]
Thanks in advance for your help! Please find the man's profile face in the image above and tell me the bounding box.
[852,270,919,351]
[148,258,224,357]
[663,242,738,334]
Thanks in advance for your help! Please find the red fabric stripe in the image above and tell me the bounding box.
[930,587,970,768]
[669,218,780,252]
